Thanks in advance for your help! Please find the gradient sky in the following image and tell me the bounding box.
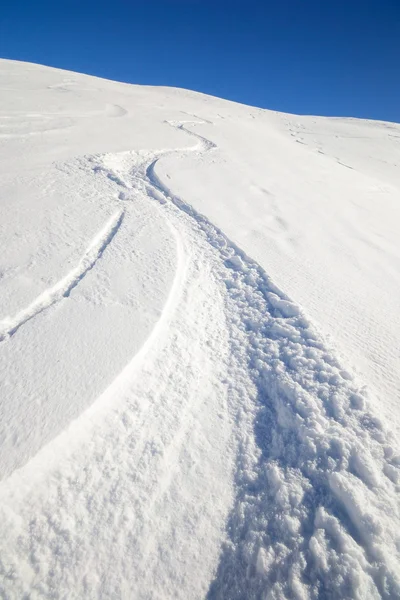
[1,0,399,122]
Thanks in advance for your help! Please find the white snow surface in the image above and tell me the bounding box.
[0,59,400,599]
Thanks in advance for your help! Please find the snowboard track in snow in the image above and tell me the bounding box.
[92,122,400,599]
[0,209,124,342]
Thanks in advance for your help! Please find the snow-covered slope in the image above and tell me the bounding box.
[0,59,399,599]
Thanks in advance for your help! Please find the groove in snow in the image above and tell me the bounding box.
[140,123,400,599]
[94,121,400,598]
[0,209,124,342]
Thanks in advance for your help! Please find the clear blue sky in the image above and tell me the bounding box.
[1,0,399,122]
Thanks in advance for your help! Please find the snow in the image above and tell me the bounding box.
[0,59,399,599]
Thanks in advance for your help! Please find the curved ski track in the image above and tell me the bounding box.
[0,209,124,342]
[91,121,400,599]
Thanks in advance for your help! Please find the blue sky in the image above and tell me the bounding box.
[1,0,399,122]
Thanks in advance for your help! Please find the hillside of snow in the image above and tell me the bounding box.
[0,59,399,599]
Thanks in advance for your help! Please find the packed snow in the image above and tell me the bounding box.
[0,59,399,599]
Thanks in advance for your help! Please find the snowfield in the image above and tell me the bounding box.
[0,59,400,599]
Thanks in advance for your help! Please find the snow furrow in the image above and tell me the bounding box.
[87,120,400,597]
[139,123,400,599]
[0,209,124,341]
[87,121,400,597]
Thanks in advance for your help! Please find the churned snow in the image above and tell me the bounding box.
[0,59,399,599]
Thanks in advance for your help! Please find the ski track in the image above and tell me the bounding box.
[1,120,400,599]
[95,121,400,598]
[0,209,124,342]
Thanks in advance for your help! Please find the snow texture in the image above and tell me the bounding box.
[0,60,400,599]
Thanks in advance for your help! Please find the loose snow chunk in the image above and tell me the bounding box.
[256,546,275,577]
[329,472,383,542]
[350,448,381,488]
[267,293,300,318]
[225,254,247,271]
